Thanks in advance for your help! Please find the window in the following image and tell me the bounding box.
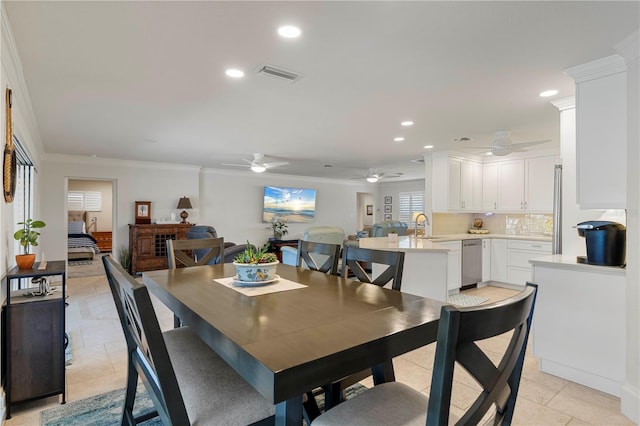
[398,191,424,225]
[13,136,35,255]
[68,191,102,211]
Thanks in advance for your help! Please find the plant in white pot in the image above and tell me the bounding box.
[233,243,279,282]
[14,218,46,269]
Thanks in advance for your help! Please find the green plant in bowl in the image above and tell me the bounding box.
[233,243,279,282]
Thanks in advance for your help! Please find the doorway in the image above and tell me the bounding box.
[66,178,116,275]
[356,192,375,234]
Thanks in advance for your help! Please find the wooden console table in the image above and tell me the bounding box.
[129,223,192,275]
[266,238,300,262]
[2,261,66,418]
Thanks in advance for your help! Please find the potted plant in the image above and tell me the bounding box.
[232,242,279,282]
[14,218,46,269]
[117,244,132,273]
[272,221,288,240]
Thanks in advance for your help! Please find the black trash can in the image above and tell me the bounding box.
[576,221,626,267]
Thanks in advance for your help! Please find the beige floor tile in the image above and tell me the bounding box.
[4,279,634,426]
[546,382,634,425]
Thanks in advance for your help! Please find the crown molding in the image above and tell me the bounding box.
[44,153,202,172]
[565,54,627,83]
[551,96,575,111]
[615,30,640,62]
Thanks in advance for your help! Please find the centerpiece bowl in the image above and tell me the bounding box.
[233,242,279,282]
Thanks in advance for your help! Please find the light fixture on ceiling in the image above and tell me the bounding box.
[401,121,414,126]
[250,163,266,173]
[278,25,301,38]
[176,196,193,224]
[366,175,379,183]
[539,89,558,97]
[423,145,434,149]
[394,137,405,142]
[225,69,245,78]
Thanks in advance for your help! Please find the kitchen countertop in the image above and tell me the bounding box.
[530,254,626,276]
[358,233,552,252]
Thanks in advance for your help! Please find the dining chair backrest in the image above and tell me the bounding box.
[310,283,538,426]
[167,237,224,269]
[341,245,405,291]
[428,282,538,425]
[102,255,190,425]
[298,240,341,275]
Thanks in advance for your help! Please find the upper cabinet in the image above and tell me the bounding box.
[431,152,557,213]
[432,153,482,212]
[496,156,556,212]
[565,55,627,209]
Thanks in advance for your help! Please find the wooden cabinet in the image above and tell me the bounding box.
[490,238,508,283]
[92,231,112,252]
[565,55,627,209]
[506,240,551,286]
[3,261,66,418]
[129,224,192,275]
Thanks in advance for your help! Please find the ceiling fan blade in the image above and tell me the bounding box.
[221,163,250,168]
[264,161,289,168]
[511,139,552,148]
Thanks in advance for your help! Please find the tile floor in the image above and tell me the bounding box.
[4,275,633,425]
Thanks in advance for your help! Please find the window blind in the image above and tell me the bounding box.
[398,191,424,224]
[68,191,102,211]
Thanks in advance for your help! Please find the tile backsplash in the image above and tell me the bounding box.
[432,213,553,236]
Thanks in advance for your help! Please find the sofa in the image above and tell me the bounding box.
[186,226,254,264]
[370,220,409,237]
[281,226,346,267]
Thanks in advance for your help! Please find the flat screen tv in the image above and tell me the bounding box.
[263,186,316,223]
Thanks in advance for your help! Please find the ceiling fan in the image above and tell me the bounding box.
[462,130,551,156]
[222,153,289,173]
[353,168,403,183]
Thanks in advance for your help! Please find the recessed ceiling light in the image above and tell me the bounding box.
[539,89,558,97]
[225,69,244,78]
[485,152,493,156]
[278,26,301,38]
[401,121,414,126]
[423,145,434,149]
[394,137,405,142]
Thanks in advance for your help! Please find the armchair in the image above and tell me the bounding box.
[281,226,346,267]
[186,226,254,264]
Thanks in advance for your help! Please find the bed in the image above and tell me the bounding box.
[68,210,100,261]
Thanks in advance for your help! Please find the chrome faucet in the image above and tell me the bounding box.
[414,213,430,237]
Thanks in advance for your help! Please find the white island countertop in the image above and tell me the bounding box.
[358,236,451,252]
[530,254,626,276]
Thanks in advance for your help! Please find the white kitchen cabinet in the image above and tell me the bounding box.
[482,163,498,211]
[565,55,627,209]
[432,152,483,212]
[481,238,491,282]
[506,240,551,286]
[490,238,508,282]
[496,156,556,212]
[438,240,461,292]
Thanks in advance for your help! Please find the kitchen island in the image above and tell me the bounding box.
[358,236,451,301]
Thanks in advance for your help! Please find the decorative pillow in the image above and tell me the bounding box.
[68,221,84,234]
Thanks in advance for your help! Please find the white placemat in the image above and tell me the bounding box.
[214,276,307,296]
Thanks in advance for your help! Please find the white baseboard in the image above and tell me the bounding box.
[621,382,640,424]
[540,358,622,397]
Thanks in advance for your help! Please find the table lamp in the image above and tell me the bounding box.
[176,197,193,224]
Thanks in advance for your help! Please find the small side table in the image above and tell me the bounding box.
[2,261,67,418]
[267,238,300,263]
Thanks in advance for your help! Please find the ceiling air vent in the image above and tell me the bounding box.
[257,65,300,82]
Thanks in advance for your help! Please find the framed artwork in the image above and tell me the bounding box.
[384,205,392,213]
[384,214,392,220]
[135,201,151,224]
[366,205,373,215]
[384,196,392,204]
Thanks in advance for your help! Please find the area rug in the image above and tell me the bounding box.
[68,254,106,278]
[447,293,488,307]
[40,383,367,425]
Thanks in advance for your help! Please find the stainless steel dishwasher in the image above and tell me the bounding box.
[462,239,482,287]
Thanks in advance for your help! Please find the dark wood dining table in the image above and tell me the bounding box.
[142,263,445,426]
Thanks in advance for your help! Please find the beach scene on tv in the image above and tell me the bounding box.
[263,186,316,223]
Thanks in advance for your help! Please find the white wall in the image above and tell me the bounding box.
[68,179,113,232]
[377,178,426,228]
[40,155,201,260]
[199,168,371,245]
